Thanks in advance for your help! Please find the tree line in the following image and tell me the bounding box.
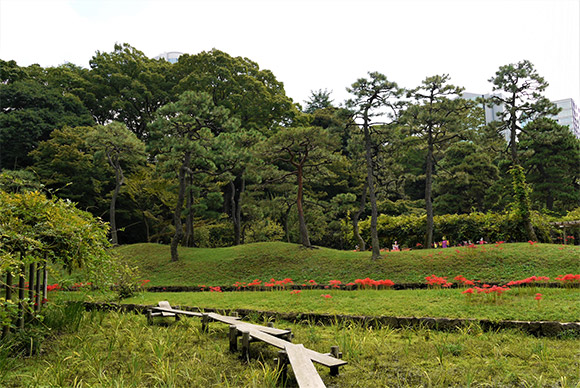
[1,44,579,260]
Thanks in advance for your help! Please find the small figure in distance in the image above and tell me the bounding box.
[392,241,399,251]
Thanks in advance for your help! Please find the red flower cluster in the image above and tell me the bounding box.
[46,283,61,292]
[528,240,538,245]
[321,294,332,299]
[233,281,248,290]
[453,275,475,286]
[354,277,395,289]
[328,280,342,288]
[425,275,452,288]
[290,290,301,295]
[209,286,222,293]
[140,279,151,286]
[555,274,580,284]
[506,276,550,286]
[71,282,92,289]
[247,279,262,288]
[463,284,510,295]
[264,278,293,290]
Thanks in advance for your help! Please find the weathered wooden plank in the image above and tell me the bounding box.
[209,313,290,336]
[152,306,203,317]
[285,344,326,388]
[306,348,348,368]
[157,301,176,317]
[243,327,290,349]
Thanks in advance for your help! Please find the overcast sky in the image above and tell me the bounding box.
[1,0,579,107]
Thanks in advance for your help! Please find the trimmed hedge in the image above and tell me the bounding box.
[349,210,558,249]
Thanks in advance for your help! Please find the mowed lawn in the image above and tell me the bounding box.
[116,241,580,286]
[124,287,580,323]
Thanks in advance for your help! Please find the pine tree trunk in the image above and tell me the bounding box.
[109,158,124,246]
[425,142,434,249]
[296,166,311,247]
[171,152,191,262]
[352,183,367,251]
[184,173,194,247]
[363,116,380,259]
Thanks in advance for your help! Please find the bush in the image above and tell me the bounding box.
[350,210,556,249]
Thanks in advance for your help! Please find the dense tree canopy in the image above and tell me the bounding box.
[1,47,578,256]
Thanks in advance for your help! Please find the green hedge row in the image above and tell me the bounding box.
[348,211,576,249]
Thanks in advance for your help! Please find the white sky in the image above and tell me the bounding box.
[1,0,579,107]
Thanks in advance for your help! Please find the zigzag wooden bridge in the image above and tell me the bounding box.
[147,301,347,388]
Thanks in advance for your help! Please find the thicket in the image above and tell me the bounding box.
[352,210,567,250]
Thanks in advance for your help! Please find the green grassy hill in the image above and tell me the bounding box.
[116,242,579,286]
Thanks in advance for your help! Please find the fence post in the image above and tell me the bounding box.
[330,345,342,376]
[229,325,238,352]
[35,265,41,312]
[241,331,250,362]
[18,264,25,329]
[276,350,288,384]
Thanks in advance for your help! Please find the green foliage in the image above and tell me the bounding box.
[0,298,19,331]
[488,59,560,163]
[29,125,112,212]
[355,210,554,249]
[244,218,285,243]
[84,43,173,139]
[0,60,94,169]
[0,170,44,193]
[0,190,111,278]
[173,48,301,132]
[194,220,235,248]
[519,117,580,213]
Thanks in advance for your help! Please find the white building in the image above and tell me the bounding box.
[551,98,580,138]
[154,51,183,64]
[463,92,508,140]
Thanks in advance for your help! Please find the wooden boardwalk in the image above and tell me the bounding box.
[149,301,346,387]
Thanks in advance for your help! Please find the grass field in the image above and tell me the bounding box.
[124,287,580,323]
[2,308,579,387]
[116,242,580,286]
[3,241,578,387]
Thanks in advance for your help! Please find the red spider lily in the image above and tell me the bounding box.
[209,286,222,293]
[528,240,537,245]
[328,280,342,288]
[535,293,542,300]
[425,275,452,288]
[462,288,474,294]
[308,279,317,285]
[247,279,262,287]
[233,281,247,289]
[321,294,332,299]
[290,290,301,295]
[140,279,151,286]
[46,284,61,292]
[506,276,550,287]
[555,274,580,284]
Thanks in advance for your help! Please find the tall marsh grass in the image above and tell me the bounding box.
[2,310,578,387]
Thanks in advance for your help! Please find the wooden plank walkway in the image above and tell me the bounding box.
[285,344,326,388]
[149,301,347,387]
